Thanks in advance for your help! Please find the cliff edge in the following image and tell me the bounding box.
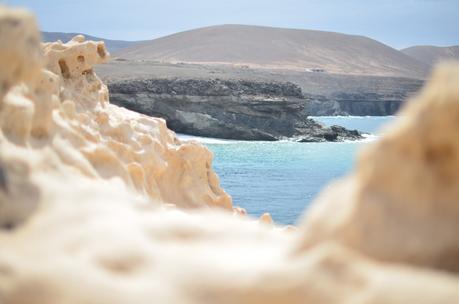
[108,77,362,141]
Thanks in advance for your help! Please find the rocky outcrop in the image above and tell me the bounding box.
[96,59,424,117]
[2,6,459,304]
[108,78,362,141]
[0,6,232,229]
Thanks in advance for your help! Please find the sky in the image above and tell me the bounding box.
[4,0,459,49]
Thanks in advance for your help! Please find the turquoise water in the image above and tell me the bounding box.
[182,116,394,225]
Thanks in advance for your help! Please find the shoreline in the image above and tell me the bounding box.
[177,132,379,144]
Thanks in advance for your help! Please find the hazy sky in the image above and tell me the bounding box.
[4,0,459,49]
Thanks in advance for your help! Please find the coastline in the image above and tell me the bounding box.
[176,115,389,145]
[177,131,379,145]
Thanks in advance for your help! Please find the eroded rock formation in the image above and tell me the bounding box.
[0,6,231,229]
[1,5,459,304]
[108,78,362,141]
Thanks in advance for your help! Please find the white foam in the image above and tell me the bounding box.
[176,133,239,144]
[177,133,379,145]
[358,133,379,142]
[310,115,396,119]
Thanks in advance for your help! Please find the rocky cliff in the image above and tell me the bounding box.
[108,78,361,141]
[305,91,418,116]
[2,5,459,304]
[96,60,424,117]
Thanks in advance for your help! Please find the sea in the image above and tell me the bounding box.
[178,116,395,225]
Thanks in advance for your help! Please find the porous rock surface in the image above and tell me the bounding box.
[0,6,231,229]
[1,5,459,304]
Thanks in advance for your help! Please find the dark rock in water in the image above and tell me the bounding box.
[108,78,362,142]
[330,125,361,139]
[295,125,361,142]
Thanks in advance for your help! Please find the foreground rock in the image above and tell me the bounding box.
[109,78,362,141]
[1,6,459,304]
[0,7,232,228]
[297,63,459,271]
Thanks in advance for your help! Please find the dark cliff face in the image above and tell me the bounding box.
[303,77,423,116]
[97,60,424,117]
[108,78,361,141]
[306,94,404,116]
[109,78,303,97]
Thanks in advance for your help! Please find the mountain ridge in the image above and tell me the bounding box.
[114,24,429,79]
[401,45,459,67]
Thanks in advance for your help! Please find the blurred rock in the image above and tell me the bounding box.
[297,63,459,272]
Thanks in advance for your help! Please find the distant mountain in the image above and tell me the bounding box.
[41,31,141,53]
[114,24,429,79]
[401,45,459,67]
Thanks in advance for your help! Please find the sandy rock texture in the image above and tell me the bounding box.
[0,6,231,229]
[297,62,459,272]
[1,5,459,304]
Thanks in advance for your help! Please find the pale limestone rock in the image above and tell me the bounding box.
[0,6,42,99]
[233,206,247,216]
[259,212,274,225]
[3,202,459,304]
[1,5,459,304]
[0,5,231,229]
[296,63,459,272]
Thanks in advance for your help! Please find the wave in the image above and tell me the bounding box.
[310,115,396,119]
[176,133,240,144]
[177,133,379,145]
[348,133,379,143]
